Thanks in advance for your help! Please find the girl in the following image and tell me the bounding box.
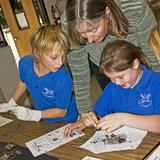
[64,40,160,136]
[0,25,78,123]
[61,0,159,113]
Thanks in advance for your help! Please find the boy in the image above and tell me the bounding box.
[0,25,78,123]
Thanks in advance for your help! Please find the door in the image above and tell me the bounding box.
[0,0,40,57]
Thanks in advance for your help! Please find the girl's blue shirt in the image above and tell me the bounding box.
[93,65,160,117]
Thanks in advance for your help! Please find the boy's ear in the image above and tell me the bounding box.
[105,7,111,18]
[132,58,140,69]
[33,49,40,62]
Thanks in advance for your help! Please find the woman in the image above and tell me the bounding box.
[61,0,159,113]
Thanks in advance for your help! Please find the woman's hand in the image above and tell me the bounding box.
[97,113,125,132]
[82,111,99,128]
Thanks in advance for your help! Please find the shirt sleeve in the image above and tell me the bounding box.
[61,12,92,113]
[18,58,26,83]
[93,83,114,117]
[154,84,160,114]
[121,0,160,71]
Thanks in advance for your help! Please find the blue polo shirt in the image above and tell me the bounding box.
[93,65,160,117]
[19,55,78,123]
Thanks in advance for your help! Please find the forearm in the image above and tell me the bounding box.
[133,0,159,71]
[137,8,159,71]
[67,50,92,113]
[61,12,92,112]
[123,0,159,71]
[41,108,67,119]
[11,81,26,102]
[123,113,160,133]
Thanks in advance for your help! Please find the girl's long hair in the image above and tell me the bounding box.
[100,40,151,73]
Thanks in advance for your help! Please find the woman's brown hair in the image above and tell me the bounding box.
[66,0,129,45]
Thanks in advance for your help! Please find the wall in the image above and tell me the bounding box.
[0,46,32,106]
[0,46,19,102]
[0,86,5,103]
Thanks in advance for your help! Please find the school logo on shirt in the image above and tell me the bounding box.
[42,88,55,98]
[138,93,152,107]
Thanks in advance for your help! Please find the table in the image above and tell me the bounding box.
[0,114,160,160]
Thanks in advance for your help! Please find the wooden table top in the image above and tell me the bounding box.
[0,114,160,160]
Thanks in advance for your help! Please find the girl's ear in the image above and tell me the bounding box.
[105,7,111,18]
[132,58,140,69]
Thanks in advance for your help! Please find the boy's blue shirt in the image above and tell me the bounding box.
[93,65,160,117]
[18,55,78,123]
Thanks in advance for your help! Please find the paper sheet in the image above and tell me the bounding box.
[147,145,160,160]
[26,124,85,157]
[81,156,103,160]
[0,116,12,127]
[80,126,147,154]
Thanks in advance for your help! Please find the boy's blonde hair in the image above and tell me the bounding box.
[30,25,69,62]
[100,40,151,74]
[149,24,160,61]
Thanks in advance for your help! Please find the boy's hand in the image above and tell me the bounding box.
[97,113,125,132]
[0,98,17,113]
[12,106,41,122]
[82,111,99,128]
[64,113,87,137]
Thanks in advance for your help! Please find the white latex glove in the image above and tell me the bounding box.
[0,98,17,113]
[12,106,41,122]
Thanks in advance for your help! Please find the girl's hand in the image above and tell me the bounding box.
[97,113,125,132]
[83,111,99,128]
